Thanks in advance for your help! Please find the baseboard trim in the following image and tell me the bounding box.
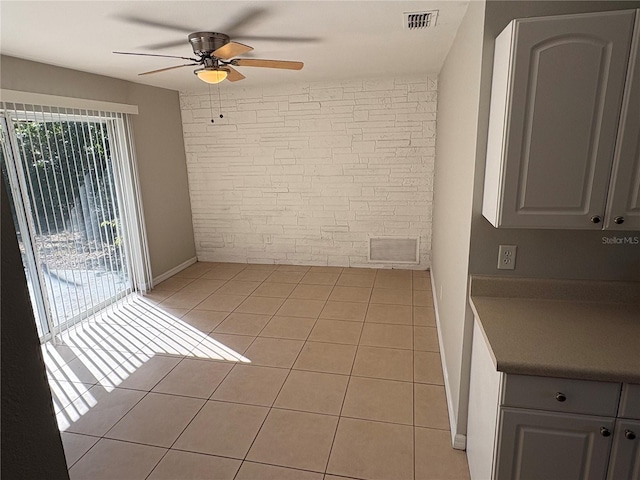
[430,269,467,451]
[152,256,197,287]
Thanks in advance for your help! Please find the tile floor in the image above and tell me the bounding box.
[45,262,470,480]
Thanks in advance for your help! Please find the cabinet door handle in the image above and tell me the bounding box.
[555,392,567,402]
[614,216,625,225]
[625,430,636,440]
[591,215,602,224]
[600,427,611,437]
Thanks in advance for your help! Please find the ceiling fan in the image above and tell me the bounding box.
[113,10,311,84]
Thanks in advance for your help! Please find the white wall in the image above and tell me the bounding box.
[180,75,437,268]
[431,1,485,448]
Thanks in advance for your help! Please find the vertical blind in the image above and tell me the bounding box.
[1,101,151,341]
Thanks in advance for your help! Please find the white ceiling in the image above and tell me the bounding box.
[1,1,469,93]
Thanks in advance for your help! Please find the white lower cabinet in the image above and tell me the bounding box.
[496,408,614,480]
[467,319,640,480]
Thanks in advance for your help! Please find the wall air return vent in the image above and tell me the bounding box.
[404,10,438,30]
[369,237,419,264]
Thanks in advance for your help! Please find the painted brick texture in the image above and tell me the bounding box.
[179,75,436,268]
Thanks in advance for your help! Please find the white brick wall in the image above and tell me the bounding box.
[179,74,437,269]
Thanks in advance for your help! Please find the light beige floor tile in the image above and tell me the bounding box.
[142,290,173,305]
[293,342,357,375]
[413,289,434,306]
[290,284,333,301]
[360,323,413,350]
[106,392,204,447]
[415,351,445,385]
[341,267,377,277]
[50,379,95,411]
[309,266,344,274]
[374,274,412,289]
[148,450,240,480]
[414,326,439,352]
[274,370,349,415]
[266,270,306,283]
[327,417,414,480]
[174,400,268,458]
[236,461,323,480]
[211,364,288,406]
[329,286,372,303]
[320,301,367,322]
[235,296,285,315]
[155,306,189,318]
[277,298,326,318]
[336,273,375,287]
[64,386,145,436]
[352,346,413,382]
[178,309,228,333]
[324,476,361,480]
[414,383,450,430]
[197,293,247,312]
[214,312,271,336]
[233,269,272,282]
[247,408,338,472]
[48,354,111,385]
[215,281,261,296]
[300,272,340,285]
[160,290,211,310]
[60,432,99,467]
[365,304,413,325]
[152,358,233,398]
[172,262,216,279]
[413,276,431,291]
[242,337,304,368]
[413,306,436,327]
[68,438,166,480]
[415,427,470,480]
[251,282,296,298]
[202,267,244,281]
[154,277,194,292]
[308,319,363,345]
[180,278,225,295]
[342,376,413,425]
[244,263,278,271]
[277,264,311,273]
[117,355,182,391]
[259,316,316,340]
[198,332,256,356]
[370,288,412,306]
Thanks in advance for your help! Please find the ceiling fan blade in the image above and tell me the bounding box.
[139,39,187,50]
[223,66,246,82]
[233,59,304,70]
[213,41,253,60]
[234,35,321,44]
[116,15,192,33]
[222,7,269,35]
[114,51,198,62]
[139,63,198,76]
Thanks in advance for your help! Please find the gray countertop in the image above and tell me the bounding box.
[469,276,640,384]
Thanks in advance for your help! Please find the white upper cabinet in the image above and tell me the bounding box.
[483,10,639,230]
[605,18,640,230]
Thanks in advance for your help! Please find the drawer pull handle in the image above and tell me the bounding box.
[600,427,611,437]
[625,430,636,440]
[555,392,567,402]
[591,215,602,224]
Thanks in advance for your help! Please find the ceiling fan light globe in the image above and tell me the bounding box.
[195,68,228,84]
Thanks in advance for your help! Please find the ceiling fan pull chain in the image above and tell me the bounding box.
[217,82,224,120]
[209,83,215,123]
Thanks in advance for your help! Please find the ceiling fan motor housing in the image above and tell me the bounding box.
[188,32,230,57]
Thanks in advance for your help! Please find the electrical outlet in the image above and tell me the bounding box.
[497,245,517,270]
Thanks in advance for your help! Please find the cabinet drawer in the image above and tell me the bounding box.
[501,374,621,416]
[619,384,640,419]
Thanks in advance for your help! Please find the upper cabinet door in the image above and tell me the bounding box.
[483,10,636,229]
[605,13,640,231]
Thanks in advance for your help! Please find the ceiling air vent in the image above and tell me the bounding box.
[369,237,419,264]
[404,10,438,30]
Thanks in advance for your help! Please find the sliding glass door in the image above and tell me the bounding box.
[1,104,150,342]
